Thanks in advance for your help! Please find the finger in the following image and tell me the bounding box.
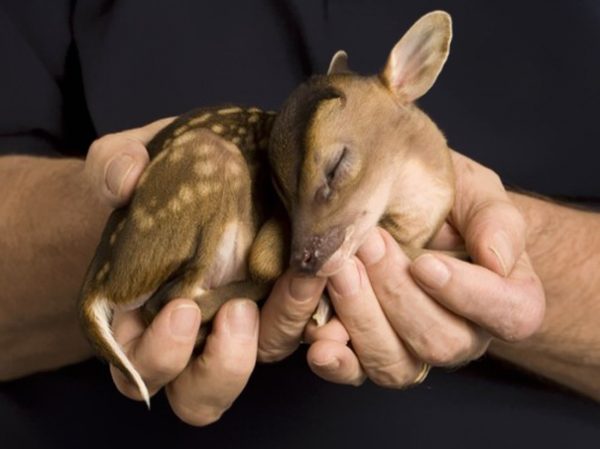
[84,117,175,208]
[410,252,545,342]
[307,339,366,386]
[258,271,326,363]
[449,152,526,276]
[166,300,259,426]
[357,228,490,366]
[328,258,423,388]
[110,298,200,401]
[85,136,149,208]
[304,316,350,345]
[427,222,464,250]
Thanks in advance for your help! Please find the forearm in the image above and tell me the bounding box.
[489,192,600,399]
[0,156,109,379]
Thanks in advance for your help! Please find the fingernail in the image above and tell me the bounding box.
[290,276,324,301]
[329,259,361,296]
[357,229,386,266]
[411,254,450,289]
[489,231,513,277]
[170,304,200,338]
[227,301,258,339]
[106,154,135,197]
[312,357,340,371]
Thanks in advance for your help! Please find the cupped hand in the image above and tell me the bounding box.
[259,151,546,388]
[111,299,258,426]
[84,120,259,426]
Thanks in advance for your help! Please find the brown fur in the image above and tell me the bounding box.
[79,10,457,403]
[269,12,455,275]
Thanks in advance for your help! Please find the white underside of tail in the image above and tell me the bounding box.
[90,297,150,408]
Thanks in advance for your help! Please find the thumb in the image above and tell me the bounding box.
[461,199,526,277]
[110,298,201,401]
[84,117,174,209]
[85,136,149,208]
[448,152,526,276]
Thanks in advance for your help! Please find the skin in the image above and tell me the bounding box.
[263,152,547,386]
[0,119,261,426]
[0,119,598,427]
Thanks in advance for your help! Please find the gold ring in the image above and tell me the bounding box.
[413,362,431,385]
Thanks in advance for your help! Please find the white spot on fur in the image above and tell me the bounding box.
[168,148,184,162]
[97,263,110,281]
[218,107,242,115]
[226,162,242,176]
[179,185,194,203]
[196,182,217,196]
[168,198,182,212]
[211,124,225,134]
[133,209,155,230]
[194,161,217,177]
[173,132,195,146]
[189,113,211,126]
[194,144,212,157]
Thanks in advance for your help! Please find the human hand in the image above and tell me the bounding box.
[258,151,546,388]
[84,121,260,426]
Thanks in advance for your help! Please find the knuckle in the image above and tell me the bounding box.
[170,401,225,427]
[512,210,527,235]
[148,354,179,379]
[378,274,413,305]
[342,312,380,340]
[500,286,546,342]
[219,356,253,379]
[368,360,413,389]
[351,374,367,387]
[110,367,145,401]
[481,166,502,188]
[88,133,146,164]
[283,302,315,325]
[119,138,146,157]
[418,332,471,366]
[420,345,455,366]
[88,134,117,158]
[258,344,291,363]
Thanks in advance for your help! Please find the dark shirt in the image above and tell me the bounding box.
[1,1,599,448]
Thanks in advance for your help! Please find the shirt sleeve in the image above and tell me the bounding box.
[0,0,95,158]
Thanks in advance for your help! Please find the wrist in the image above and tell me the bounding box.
[0,156,110,377]
[491,191,600,399]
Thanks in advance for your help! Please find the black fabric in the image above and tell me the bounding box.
[1,1,599,447]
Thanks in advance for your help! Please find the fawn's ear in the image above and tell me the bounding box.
[327,50,351,75]
[381,11,452,103]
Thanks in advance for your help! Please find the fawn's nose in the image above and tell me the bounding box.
[289,228,344,275]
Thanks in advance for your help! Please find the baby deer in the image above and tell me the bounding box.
[79,11,455,407]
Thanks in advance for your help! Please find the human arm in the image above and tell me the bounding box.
[489,193,600,399]
[257,152,570,392]
[0,120,260,426]
[0,119,169,379]
[0,155,106,378]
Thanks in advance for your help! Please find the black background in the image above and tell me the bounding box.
[1,1,599,448]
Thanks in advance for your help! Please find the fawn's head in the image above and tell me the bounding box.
[269,11,453,275]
